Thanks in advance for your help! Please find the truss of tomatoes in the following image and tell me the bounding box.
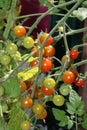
[0,25,86,130]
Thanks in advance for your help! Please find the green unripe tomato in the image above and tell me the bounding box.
[0,54,11,65]
[1,102,8,113]
[23,37,34,49]
[53,95,65,106]
[43,77,56,89]
[6,43,18,55]
[59,83,72,96]
[0,86,4,97]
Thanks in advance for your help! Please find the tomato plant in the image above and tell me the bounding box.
[13,25,26,37]
[0,1,87,130]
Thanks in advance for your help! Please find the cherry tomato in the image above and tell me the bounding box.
[0,54,11,65]
[19,81,27,93]
[62,71,75,84]
[43,45,55,57]
[32,103,44,115]
[70,49,79,60]
[34,87,43,99]
[32,46,44,57]
[40,58,53,72]
[6,43,18,55]
[40,33,53,46]
[43,77,56,89]
[41,86,54,96]
[21,97,33,109]
[61,55,74,67]
[74,78,85,87]
[21,120,31,130]
[69,68,78,79]
[37,108,47,119]
[29,60,39,67]
[23,36,34,49]
[59,83,72,96]
[13,25,26,37]
[53,95,65,106]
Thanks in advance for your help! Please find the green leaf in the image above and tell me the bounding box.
[66,102,76,114]
[82,1,87,8]
[72,8,87,21]
[0,117,7,130]
[52,108,68,127]
[3,77,20,98]
[39,0,53,9]
[82,114,87,129]
[7,106,24,130]
[66,90,85,116]
[67,118,73,129]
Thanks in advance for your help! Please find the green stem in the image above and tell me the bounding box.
[54,26,87,42]
[75,114,78,130]
[71,59,87,68]
[26,0,77,36]
[3,0,17,40]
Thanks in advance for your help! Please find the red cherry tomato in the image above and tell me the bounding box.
[29,60,39,67]
[70,49,79,60]
[43,45,55,57]
[40,58,53,72]
[41,86,54,96]
[74,78,85,87]
[62,71,75,84]
[13,25,26,37]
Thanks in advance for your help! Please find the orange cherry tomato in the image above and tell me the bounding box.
[43,45,55,57]
[62,71,75,84]
[13,25,26,37]
[40,33,53,46]
[37,108,47,119]
[29,60,39,67]
[21,97,33,109]
[19,81,27,93]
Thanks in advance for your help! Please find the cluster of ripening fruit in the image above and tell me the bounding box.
[0,25,85,130]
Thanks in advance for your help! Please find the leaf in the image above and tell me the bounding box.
[67,118,73,129]
[66,90,85,116]
[39,0,53,9]
[52,108,68,127]
[82,1,87,8]
[7,106,24,130]
[0,117,7,130]
[66,102,76,114]
[72,8,87,21]
[3,77,20,98]
[82,114,87,129]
